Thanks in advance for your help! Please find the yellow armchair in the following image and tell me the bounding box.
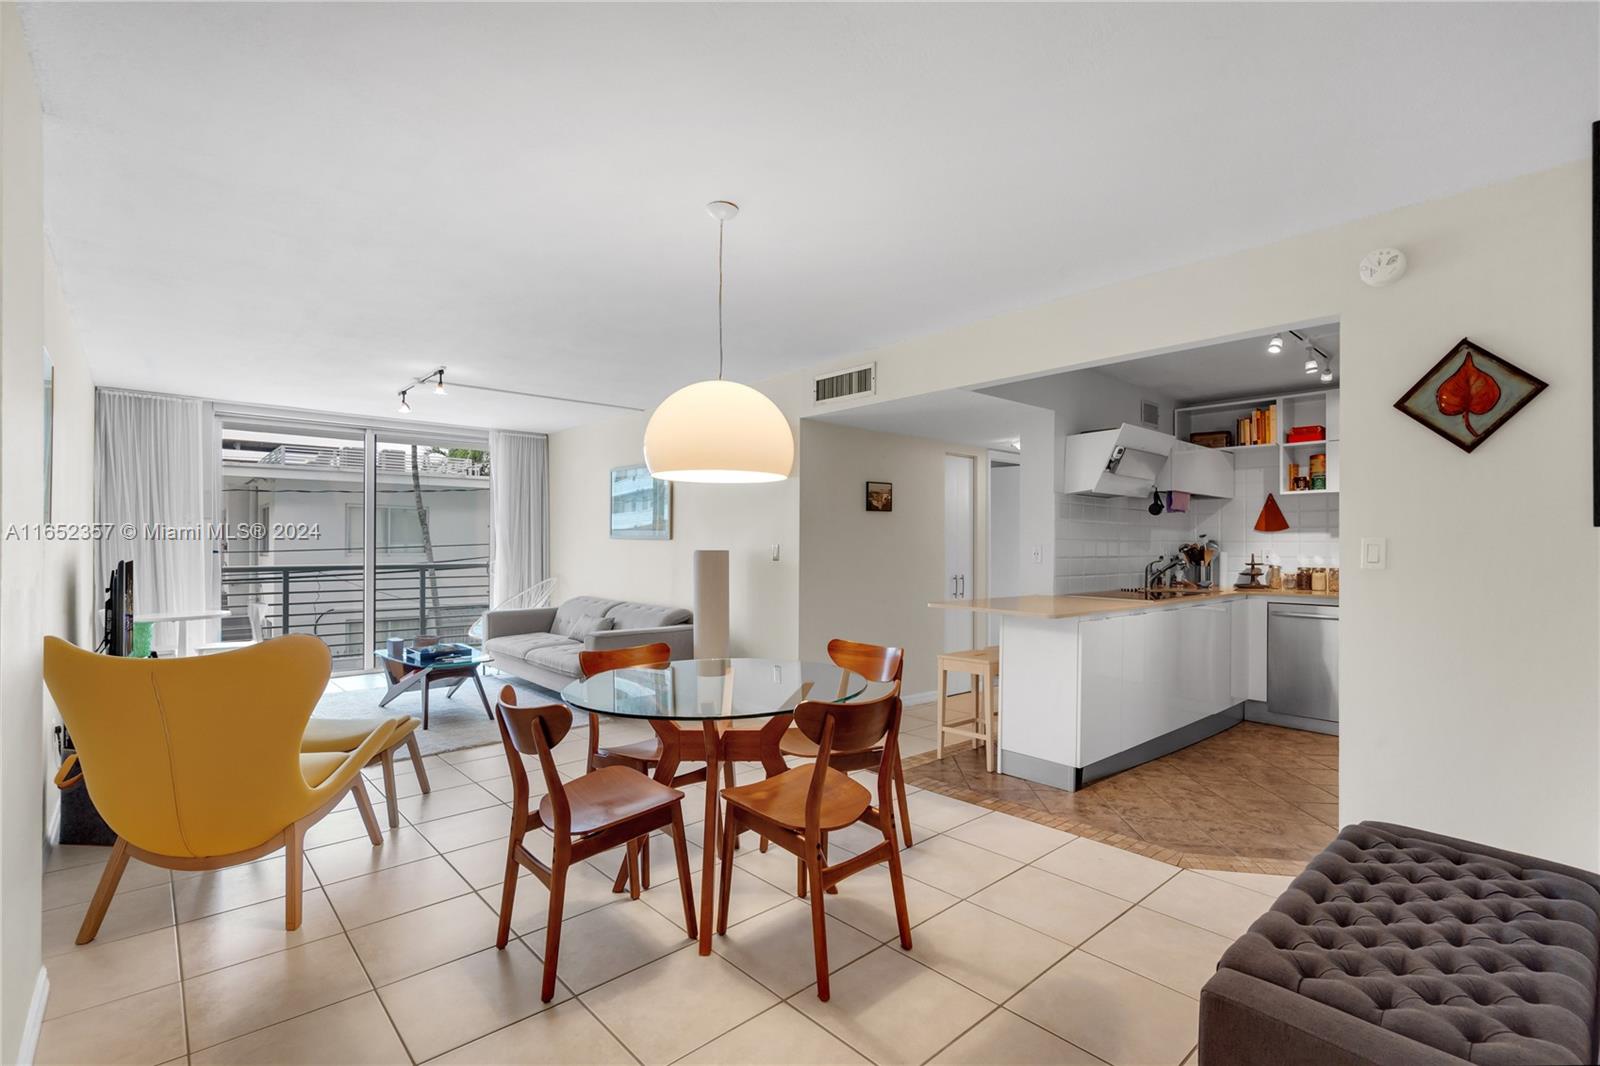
[43,634,399,943]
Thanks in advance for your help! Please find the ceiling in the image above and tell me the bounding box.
[21,3,1597,432]
[810,389,1041,452]
[1093,324,1344,405]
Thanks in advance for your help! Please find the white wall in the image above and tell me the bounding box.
[0,7,96,1057]
[1190,448,1339,574]
[796,421,988,698]
[987,460,1020,644]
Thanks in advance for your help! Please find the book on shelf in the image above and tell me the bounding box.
[1233,403,1277,446]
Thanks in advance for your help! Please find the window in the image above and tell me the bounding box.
[346,504,428,554]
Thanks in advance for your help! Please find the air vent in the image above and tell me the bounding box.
[813,363,875,405]
[1140,399,1160,428]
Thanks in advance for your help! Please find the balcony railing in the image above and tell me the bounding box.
[219,559,489,669]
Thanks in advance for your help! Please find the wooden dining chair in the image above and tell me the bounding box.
[778,639,914,846]
[717,690,913,1000]
[493,685,698,1002]
[580,643,718,890]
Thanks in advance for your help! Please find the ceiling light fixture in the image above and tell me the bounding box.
[397,389,412,414]
[1319,357,1335,383]
[642,201,794,484]
[1266,334,1284,355]
[433,369,447,396]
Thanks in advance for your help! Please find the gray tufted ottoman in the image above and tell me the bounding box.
[1199,821,1600,1066]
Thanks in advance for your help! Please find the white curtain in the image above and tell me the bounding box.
[95,389,210,646]
[488,430,549,606]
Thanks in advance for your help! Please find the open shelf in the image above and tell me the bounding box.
[1175,388,1340,496]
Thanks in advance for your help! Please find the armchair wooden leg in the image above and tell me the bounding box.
[641,835,651,890]
[883,813,914,950]
[285,821,306,931]
[807,853,831,1001]
[405,732,431,794]
[75,837,131,945]
[540,858,569,1003]
[351,777,384,845]
[625,839,641,901]
[495,842,519,949]
[716,811,738,936]
[669,806,697,940]
[893,750,915,848]
[380,749,400,829]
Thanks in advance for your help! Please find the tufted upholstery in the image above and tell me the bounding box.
[1200,822,1600,1066]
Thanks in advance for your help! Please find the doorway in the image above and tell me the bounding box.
[943,452,976,694]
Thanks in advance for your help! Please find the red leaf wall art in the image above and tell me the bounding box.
[1434,353,1501,438]
[1395,338,1548,454]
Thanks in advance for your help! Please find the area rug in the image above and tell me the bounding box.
[311,676,559,756]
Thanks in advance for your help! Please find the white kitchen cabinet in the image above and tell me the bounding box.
[1246,597,1268,701]
[1157,442,1235,499]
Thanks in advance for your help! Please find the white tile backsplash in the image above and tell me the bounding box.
[1054,449,1338,592]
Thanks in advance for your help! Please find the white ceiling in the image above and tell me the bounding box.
[1092,324,1344,405]
[810,389,1040,452]
[21,3,1597,432]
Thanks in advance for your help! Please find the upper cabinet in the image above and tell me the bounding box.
[1058,423,1177,497]
[1158,442,1235,498]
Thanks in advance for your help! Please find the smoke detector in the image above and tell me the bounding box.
[1359,248,1407,287]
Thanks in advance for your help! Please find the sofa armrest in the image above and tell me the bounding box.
[485,607,556,640]
[584,624,695,660]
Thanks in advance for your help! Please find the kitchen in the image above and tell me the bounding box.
[927,325,1342,861]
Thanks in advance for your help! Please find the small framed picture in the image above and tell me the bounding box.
[865,481,893,512]
[610,463,672,539]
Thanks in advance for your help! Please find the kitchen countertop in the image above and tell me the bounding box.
[928,587,1338,620]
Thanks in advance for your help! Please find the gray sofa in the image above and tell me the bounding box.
[1199,821,1600,1066]
[483,595,694,693]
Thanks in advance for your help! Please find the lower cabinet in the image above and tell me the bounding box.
[1077,602,1233,767]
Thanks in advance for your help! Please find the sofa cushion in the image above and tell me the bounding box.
[567,615,615,640]
[605,600,692,630]
[551,596,619,638]
[527,641,582,679]
[1212,822,1600,1065]
[485,632,575,664]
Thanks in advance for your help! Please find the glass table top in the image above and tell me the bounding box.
[561,658,898,721]
[376,644,492,669]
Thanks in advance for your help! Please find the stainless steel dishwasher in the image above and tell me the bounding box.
[1265,602,1339,733]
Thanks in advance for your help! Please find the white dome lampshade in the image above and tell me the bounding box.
[643,379,793,483]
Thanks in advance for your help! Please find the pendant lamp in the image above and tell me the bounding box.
[643,201,794,483]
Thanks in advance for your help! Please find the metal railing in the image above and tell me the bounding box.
[219,559,489,669]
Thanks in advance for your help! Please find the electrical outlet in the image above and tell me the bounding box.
[1360,537,1387,569]
[1031,545,1044,564]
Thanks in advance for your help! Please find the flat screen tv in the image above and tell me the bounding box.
[103,560,134,656]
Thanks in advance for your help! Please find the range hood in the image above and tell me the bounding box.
[1058,423,1178,497]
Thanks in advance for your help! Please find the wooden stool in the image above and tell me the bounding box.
[935,647,999,771]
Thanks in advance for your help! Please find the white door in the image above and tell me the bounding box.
[944,453,976,695]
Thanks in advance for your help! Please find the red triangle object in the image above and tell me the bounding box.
[1254,493,1290,533]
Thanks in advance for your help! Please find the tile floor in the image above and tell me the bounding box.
[905,715,1338,871]
[36,700,1294,1065]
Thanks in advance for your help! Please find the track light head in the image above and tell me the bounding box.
[1266,335,1284,355]
[433,369,447,396]
[1319,360,1334,383]
[397,389,411,414]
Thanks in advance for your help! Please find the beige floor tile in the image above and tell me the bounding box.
[430,999,633,1065]
[413,805,516,852]
[379,761,472,796]
[1009,952,1198,1066]
[45,927,181,1019]
[731,836,812,892]
[1194,868,1295,898]
[473,773,519,803]
[825,819,918,856]
[396,782,502,824]
[44,856,169,909]
[943,810,1075,864]
[301,807,381,850]
[895,834,1021,897]
[896,901,1070,1003]
[483,858,623,936]
[45,843,119,873]
[679,1003,868,1065]
[1140,871,1268,940]
[929,1008,1104,1065]
[581,945,776,1065]
[178,889,341,978]
[36,982,186,1066]
[645,859,787,931]
[443,837,530,889]
[969,867,1130,947]
[323,855,473,929]
[903,790,988,833]
[440,744,503,766]
[1081,906,1233,1000]
[348,892,501,987]
[1033,838,1180,902]
[173,855,318,923]
[712,898,879,997]
[190,991,407,1065]
[183,935,372,1051]
[306,826,437,886]
[824,865,960,943]
[525,898,694,993]
[792,946,993,1066]
[585,827,702,888]
[899,734,936,757]
[378,942,567,1062]
[456,753,519,783]
[42,881,174,958]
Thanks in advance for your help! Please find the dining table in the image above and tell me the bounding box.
[561,656,898,954]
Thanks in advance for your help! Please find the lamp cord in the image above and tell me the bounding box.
[716,218,725,381]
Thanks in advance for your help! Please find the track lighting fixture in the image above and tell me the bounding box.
[397,389,412,414]
[1319,359,1335,383]
[1266,334,1284,355]
[433,369,447,396]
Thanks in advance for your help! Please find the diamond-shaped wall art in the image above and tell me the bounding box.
[1393,337,1548,454]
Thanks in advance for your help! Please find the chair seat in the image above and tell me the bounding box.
[722,765,871,831]
[302,715,418,753]
[594,736,663,765]
[300,752,348,788]
[540,766,683,836]
[778,725,878,762]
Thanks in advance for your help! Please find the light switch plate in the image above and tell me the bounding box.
[770,543,780,562]
[1360,537,1387,569]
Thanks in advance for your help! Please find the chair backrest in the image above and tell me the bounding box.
[42,634,332,858]
[578,641,672,680]
[493,684,572,831]
[827,638,904,685]
[793,692,903,830]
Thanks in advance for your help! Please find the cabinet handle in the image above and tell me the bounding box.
[1273,612,1338,621]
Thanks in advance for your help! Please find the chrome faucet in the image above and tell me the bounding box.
[1144,554,1184,592]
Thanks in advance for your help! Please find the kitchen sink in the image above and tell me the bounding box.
[1081,587,1217,601]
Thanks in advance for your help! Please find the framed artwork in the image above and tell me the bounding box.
[1393,337,1547,454]
[865,481,893,512]
[609,463,672,539]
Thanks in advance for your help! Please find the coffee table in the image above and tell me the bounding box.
[376,646,494,730]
